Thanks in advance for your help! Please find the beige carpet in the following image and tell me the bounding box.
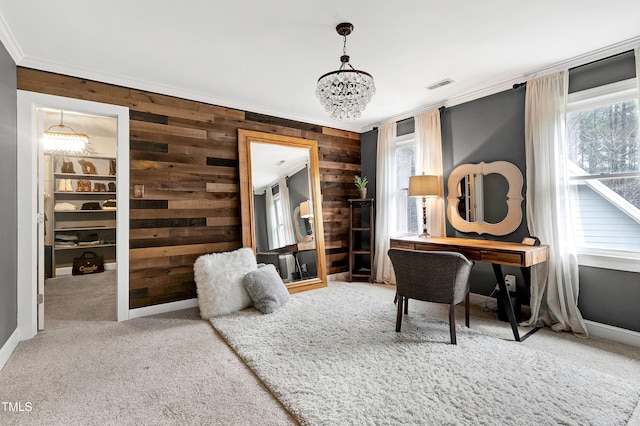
[44,270,118,323]
[0,271,295,425]
[1,274,639,425]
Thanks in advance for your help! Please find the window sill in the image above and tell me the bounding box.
[577,250,640,273]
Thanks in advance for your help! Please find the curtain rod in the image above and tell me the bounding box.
[372,106,446,131]
[512,49,635,91]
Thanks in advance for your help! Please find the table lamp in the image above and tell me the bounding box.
[299,200,312,219]
[408,173,439,238]
[299,200,314,237]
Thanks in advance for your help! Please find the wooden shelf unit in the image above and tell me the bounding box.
[349,198,375,282]
[51,155,117,275]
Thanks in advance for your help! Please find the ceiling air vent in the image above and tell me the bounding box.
[426,78,455,90]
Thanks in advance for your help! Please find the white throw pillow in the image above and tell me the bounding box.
[194,248,257,318]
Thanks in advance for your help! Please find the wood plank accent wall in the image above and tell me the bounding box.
[18,68,361,308]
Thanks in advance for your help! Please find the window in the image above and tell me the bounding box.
[566,78,640,268]
[394,136,419,235]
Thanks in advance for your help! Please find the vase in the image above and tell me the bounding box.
[358,188,367,199]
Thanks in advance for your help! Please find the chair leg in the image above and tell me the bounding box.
[465,293,470,328]
[403,297,408,314]
[396,295,404,332]
[449,304,457,345]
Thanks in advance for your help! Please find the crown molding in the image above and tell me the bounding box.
[0,11,23,63]
[363,35,640,133]
[9,25,639,136]
[17,55,363,134]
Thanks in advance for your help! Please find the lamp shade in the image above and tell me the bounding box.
[408,174,439,197]
[299,200,313,218]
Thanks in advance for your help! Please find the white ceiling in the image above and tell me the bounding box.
[2,1,640,133]
[40,109,117,138]
[250,142,309,192]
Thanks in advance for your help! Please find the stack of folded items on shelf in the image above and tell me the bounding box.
[78,232,102,246]
[55,233,79,247]
[53,202,77,211]
[102,199,116,210]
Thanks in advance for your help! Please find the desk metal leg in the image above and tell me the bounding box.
[517,266,543,342]
[491,263,521,342]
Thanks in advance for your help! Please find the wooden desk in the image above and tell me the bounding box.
[390,236,549,341]
[273,242,317,280]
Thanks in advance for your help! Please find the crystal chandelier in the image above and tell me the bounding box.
[316,22,375,120]
[43,111,90,154]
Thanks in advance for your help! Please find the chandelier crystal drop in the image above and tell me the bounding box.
[316,23,375,120]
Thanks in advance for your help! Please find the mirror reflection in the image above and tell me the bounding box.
[456,172,509,225]
[250,142,317,283]
[238,130,326,292]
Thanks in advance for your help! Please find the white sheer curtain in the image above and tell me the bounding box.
[373,122,397,283]
[265,180,295,250]
[279,179,297,278]
[523,71,587,335]
[636,47,640,118]
[279,178,296,246]
[265,188,277,250]
[414,109,446,237]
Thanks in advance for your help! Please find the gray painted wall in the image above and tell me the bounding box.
[578,266,639,331]
[569,50,636,93]
[360,51,640,332]
[441,88,529,243]
[441,88,530,298]
[287,166,310,235]
[360,130,377,201]
[254,193,269,253]
[0,41,17,348]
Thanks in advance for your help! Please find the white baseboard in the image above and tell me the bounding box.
[584,320,640,348]
[128,298,199,320]
[471,293,640,348]
[0,328,20,371]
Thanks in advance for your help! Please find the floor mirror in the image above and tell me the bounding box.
[238,129,327,293]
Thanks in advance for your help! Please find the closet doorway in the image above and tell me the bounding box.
[42,109,118,325]
[17,91,130,339]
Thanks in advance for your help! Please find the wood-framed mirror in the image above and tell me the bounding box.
[238,129,327,293]
[446,161,524,236]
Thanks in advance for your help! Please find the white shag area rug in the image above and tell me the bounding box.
[211,283,640,426]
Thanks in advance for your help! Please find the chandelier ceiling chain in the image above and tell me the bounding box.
[316,22,375,121]
[341,33,348,64]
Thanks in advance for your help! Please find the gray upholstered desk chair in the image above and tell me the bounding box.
[388,248,473,344]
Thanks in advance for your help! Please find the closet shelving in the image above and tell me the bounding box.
[52,155,117,274]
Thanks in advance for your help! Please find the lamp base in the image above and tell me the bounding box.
[419,197,431,238]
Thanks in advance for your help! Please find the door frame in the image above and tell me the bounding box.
[17,91,130,340]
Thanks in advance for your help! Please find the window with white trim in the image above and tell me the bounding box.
[566,79,640,266]
[394,136,419,235]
